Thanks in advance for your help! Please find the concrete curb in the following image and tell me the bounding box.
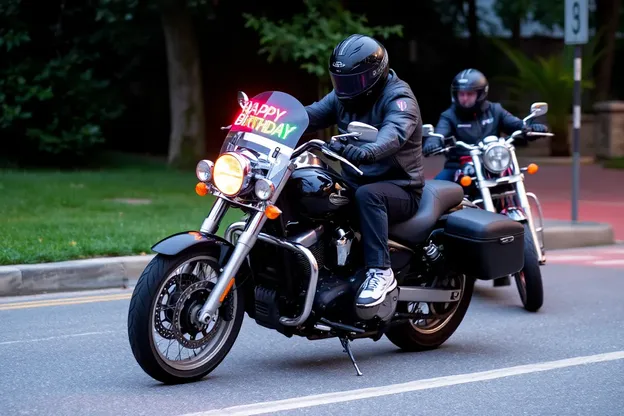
[0,255,155,297]
[542,220,615,250]
[0,220,616,297]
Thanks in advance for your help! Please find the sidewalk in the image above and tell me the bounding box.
[424,156,624,240]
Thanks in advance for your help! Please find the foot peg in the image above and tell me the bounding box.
[339,337,362,376]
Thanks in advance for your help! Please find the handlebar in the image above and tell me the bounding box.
[291,138,364,176]
[426,129,554,157]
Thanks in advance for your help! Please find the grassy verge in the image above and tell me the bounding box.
[0,153,243,265]
[603,158,624,170]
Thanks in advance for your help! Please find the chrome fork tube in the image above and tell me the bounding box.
[197,210,267,324]
[200,197,228,235]
[509,149,544,262]
[472,152,496,212]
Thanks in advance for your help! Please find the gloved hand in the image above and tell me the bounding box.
[528,123,548,133]
[423,137,443,156]
[524,123,549,141]
[328,138,345,154]
[342,144,375,164]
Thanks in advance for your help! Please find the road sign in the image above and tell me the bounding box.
[565,0,588,45]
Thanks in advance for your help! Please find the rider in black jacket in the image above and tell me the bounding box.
[305,34,424,309]
[424,68,548,288]
[423,68,548,181]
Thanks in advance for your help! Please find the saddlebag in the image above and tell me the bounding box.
[442,208,525,280]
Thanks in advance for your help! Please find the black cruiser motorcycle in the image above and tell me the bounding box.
[127,90,526,384]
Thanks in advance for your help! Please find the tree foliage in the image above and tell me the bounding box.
[491,33,605,156]
[243,0,403,94]
[0,0,153,165]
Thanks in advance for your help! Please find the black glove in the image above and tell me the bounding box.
[529,123,548,133]
[341,144,375,164]
[328,138,345,154]
[423,137,443,156]
[524,123,548,141]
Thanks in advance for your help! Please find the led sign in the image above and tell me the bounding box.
[233,101,298,140]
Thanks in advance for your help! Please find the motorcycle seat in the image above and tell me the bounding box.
[389,180,465,246]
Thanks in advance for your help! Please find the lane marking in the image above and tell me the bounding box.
[0,293,131,311]
[546,255,598,262]
[181,350,624,416]
[592,259,624,266]
[0,330,122,346]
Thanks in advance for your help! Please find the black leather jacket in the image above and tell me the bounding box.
[428,101,525,167]
[304,70,424,190]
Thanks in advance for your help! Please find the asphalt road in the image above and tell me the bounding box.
[2,246,624,416]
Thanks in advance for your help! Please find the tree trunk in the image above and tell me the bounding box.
[594,0,622,101]
[160,1,206,168]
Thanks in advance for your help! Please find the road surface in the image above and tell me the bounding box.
[1,245,624,416]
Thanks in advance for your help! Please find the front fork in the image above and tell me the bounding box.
[471,150,546,265]
[196,198,267,324]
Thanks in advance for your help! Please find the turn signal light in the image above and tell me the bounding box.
[265,204,282,220]
[527,163,539,174]
[460,176,473,187]
[195,182,209,196]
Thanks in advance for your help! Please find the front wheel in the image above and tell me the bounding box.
[385,273,474,352]
[515,224,544,312]
[127,249,246,384]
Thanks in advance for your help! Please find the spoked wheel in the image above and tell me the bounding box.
[128,250,245,384]
[385,272,474,351]
[515,224,543,312]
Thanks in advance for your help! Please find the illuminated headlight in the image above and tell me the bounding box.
[196,160,214,182]
[254,178,275,201]
[213,152,251,196]
[483,144,511,173]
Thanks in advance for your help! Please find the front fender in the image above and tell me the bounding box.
[151,231,234,264]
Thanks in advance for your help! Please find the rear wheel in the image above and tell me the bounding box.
[386,273,474,351]
[515,224,544,312]
[127,248,245,384]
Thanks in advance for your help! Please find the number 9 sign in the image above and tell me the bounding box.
[565,0,588,45]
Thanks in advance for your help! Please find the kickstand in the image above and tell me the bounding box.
[339,337,363,376]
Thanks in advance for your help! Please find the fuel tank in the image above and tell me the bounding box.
[284,166,353,221]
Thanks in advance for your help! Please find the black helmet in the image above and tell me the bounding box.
[329,34,390,105]
[451,68,489,112]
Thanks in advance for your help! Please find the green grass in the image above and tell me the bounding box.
[0,153,243,265]
[604,158,624,169]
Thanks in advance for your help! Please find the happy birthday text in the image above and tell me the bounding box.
[233,101,298,140]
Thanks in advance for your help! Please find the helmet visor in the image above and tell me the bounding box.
[330,68,378,99]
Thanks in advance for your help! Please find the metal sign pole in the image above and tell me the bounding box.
[565,0,588,223]
[572,45,582,222]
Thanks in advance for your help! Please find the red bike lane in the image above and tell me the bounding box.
[424,156,624,240]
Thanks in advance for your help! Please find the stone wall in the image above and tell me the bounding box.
[593,101,624,159]
[516,114,597,157]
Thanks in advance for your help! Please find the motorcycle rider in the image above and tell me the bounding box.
[423,68,549,181]
[423,68,548,287]
[304,34,424,309]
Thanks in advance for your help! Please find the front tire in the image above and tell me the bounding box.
[385,273,474,352]
[127,249,245,384]
[515,224,544,312]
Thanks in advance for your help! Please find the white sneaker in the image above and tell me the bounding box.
[356,268,397,308]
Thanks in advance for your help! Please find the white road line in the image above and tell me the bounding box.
[593,259,624,266]
[546,255,598,261]
[0,330,122,346]
[181,350,624,416]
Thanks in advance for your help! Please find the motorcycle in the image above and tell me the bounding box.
[127,90,527,384]
[422,102,554,312]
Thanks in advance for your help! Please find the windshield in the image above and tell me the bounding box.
[220,91,310,185]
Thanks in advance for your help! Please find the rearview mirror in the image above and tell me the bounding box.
[530,102,548,117]
[422,124,434,137]
[347,121,378,143]
[237,91,249,109]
